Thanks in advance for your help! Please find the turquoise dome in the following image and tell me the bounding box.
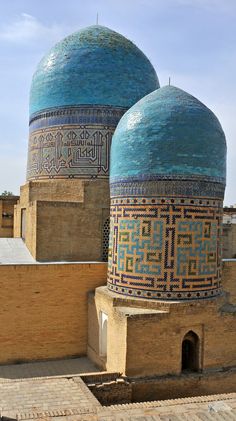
[110,85,226,184]
[30,25,159,116]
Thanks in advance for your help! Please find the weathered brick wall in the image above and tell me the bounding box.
[222,224,236,259]
[35,200,108,261]
[14,179,109,262]
[0,262,107,364]
[88,378,132,405]
[126,296,236,377]
[90,283,236,379]
[27,180,85,203]
[131,369,236,401]
[82,373,132,405]
[222,260,236,304]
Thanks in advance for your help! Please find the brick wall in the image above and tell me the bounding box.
[82,373,132,405]
[90,282,236,378]
[222,224,236,258]
[131,369,236,401]
[0,262,107,364]
[14,180,109,262]
[222,260,236,303]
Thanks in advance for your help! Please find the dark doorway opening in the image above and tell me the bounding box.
[182,331,199,372]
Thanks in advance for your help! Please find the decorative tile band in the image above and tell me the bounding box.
[29,105,127,132]
[111,197,221,208]
[110,179,225,199]
[107,198,223,300]
[27,106,126,180]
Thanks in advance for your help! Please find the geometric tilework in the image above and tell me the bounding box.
[110,178,225,199]
[29,106,127,132]
[117,219,163,275]
[107,196,223,300]
[27,106,127,180]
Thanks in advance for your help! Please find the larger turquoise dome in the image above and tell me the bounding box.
[110,85,226,184]
[30,25,159,117]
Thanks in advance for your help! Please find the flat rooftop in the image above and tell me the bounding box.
[0,238,105,265]
[0,238,35,264]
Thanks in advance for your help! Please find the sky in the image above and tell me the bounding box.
[0,0,235,204]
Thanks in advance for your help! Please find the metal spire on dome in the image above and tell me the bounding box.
[96,13,99,25]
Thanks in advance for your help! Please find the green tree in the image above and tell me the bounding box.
[1,190,13,196]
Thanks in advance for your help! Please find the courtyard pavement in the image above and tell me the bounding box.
[0,358,235,420]
[0,356,99,379]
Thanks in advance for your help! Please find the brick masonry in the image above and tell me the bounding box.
[0,262,106,364]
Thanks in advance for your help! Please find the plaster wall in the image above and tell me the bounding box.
[88,289,128,373]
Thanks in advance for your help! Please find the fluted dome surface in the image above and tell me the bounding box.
[111,85,226,184]
[30,25,159,116]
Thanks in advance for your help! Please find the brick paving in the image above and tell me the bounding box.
[0,359,235,420]
[0,373,235,421]
[0,375,100,419]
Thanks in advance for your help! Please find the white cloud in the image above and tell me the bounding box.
[173,0,236,12]
[0,13,67,44]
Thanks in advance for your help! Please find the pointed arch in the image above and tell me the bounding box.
[182,330,200,372]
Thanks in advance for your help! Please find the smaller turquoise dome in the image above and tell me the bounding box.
[110,85,226,184]
[30,25,159,116]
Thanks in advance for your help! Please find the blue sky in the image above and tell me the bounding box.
[0,0,235,204]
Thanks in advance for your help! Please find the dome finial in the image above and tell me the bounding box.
[169,76,171,86]
[96,12,99,25]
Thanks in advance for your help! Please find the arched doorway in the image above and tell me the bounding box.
[182,331,199,372]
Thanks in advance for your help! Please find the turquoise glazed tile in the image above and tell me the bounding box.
[110,85,226,183]
[30,25,159,116]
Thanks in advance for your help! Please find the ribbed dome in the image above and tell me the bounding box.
[30,25,159,117]
[110,85,226,184]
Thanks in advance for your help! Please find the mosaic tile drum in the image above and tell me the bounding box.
[108,86,227,300]
[27,25,159,180]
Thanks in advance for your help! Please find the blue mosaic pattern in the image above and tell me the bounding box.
[117,219,163,275]
[176,221,217,276]
[110,86,226,184]
[30,25,159,116]
[110,179,225,199]
[107,197,223,300]
[29,106,126,132]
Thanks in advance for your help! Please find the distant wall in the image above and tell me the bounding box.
[0,196,19,238]
[0,262,107,364]
[222,260,236,304]
[222,224,236,259]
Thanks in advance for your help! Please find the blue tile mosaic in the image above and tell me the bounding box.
[110,86,226,184]
[30,25,159,116]
[108,85,226,300]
